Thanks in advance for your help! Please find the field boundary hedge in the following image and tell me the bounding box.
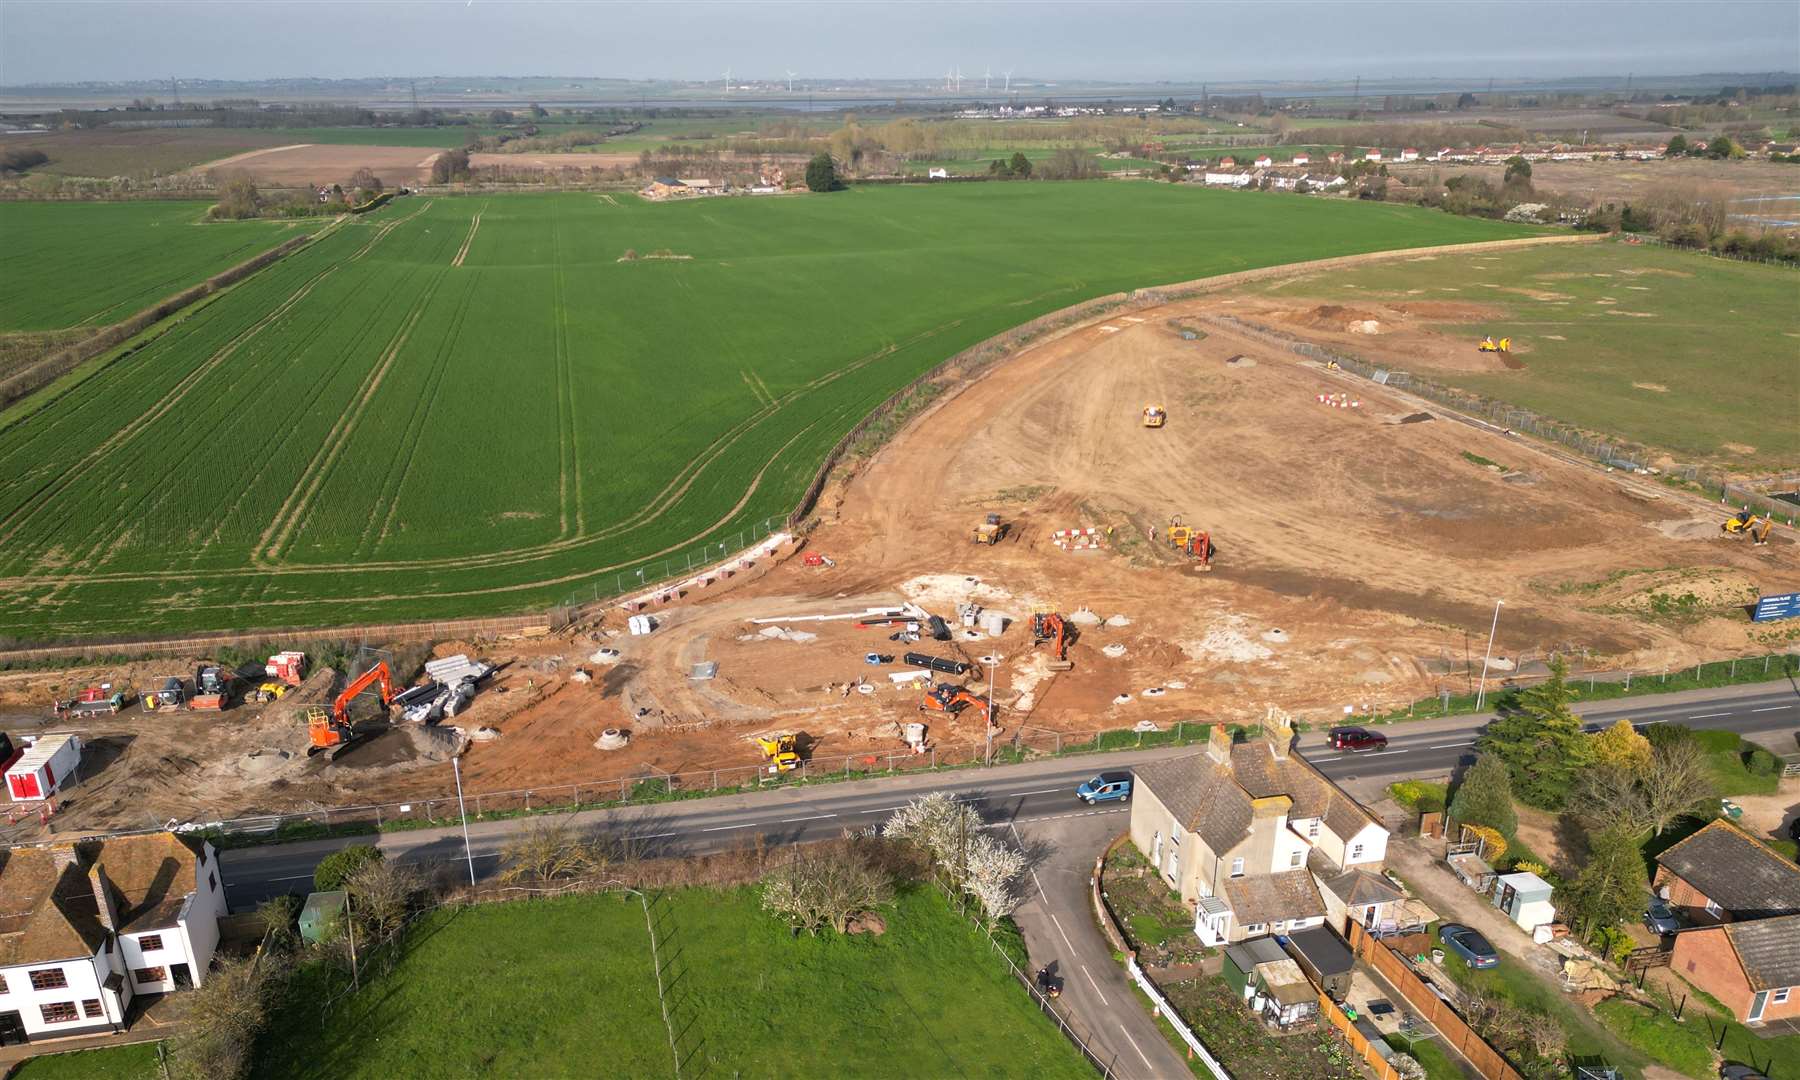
[0,232,1592,661]
[0,231,314,412]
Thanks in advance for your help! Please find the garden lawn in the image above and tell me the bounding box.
[0,202,296,331]
[0,182,1532,640]
[1385,1032,1466,1080]
[1258,239,1800,470]
[251,886,1088,1080]
[10,1042,162,1080]
[1594,997,1715,1078]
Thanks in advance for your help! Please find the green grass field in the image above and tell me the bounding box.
[10,1042,162,1080]
[251,887,1088,1079]
[1259,239,1800,470]
[0,182,1530,639]
[0,202,296,331]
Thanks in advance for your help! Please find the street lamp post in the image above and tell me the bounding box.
[452,751,477,886]
[1475,599,1505,712]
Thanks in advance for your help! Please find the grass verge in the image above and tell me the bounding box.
[10,1042,163,1080]
[1593,997,1715,1078]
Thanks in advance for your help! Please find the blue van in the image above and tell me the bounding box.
[1076,771,1133,804]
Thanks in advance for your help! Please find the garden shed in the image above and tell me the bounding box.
[1492,871,1555,930]
[300,890,346,944]
[1285,925,1355,1000]
[1223,936,1287,1000]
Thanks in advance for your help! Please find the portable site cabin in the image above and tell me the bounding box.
[5,733,81,802]
[1492,871,1556,931]
[1286,925,1356,1000]
[299,891,347,945]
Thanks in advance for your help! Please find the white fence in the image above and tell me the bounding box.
[1124,955,1232,1080]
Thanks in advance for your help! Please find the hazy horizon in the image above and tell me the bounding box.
[2,0,1796,87]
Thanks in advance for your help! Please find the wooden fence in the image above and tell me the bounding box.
[1318,992,1402,1080]
[1345,921,1522,1080]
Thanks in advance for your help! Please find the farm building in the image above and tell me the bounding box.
[1203,172,1251,188]
[6,734,80,803]
[641,177,687,199]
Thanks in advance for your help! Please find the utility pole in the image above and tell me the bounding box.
[170,77,180,108]
[453,748,477,886]
[1475,599,1505,711]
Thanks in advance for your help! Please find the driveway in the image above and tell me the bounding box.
[1385,837,1562,981]
[1007,810,1193,1079]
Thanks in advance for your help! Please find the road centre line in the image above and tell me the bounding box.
[701,823,755,832]
[1429,740,1475,749]
[1049,911,1077,955]
[1117,1025,1154,1070]
[1689,712,1730,719]
[1752,705,1793,712]
[1081,964,1110,1006]
[780,814,836,822]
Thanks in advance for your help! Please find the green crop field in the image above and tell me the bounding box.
[252,887,1090,1079]
[1257,239,1800,470]
[0,201,297,331]
[0,182,1530,640]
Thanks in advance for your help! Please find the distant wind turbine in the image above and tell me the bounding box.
[1003,68,1014,93]
[785,69,797,92]
[954,66,964,93]
[722,67,732,94]
[984,67,991,91]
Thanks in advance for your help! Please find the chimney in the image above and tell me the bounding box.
[88,866,118,932]
[1251,795,1293,822]
[1264,707,1295,761]
[1207,723,1233,765]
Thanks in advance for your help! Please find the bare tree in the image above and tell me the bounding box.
[1573,763,1656,836]
[345,858,424,945]
[761,840,892,935]
[1640,739,1716,836]
[346,166,383,195]
[1519,1009,1567,1061]
[497,822,610,885]
[165,954,290,1080]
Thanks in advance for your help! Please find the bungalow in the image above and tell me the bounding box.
[1218,156,1236,168]
[0,832,226,1043]
[1128,716,1394,945]
[1290,152,1310,166]
[1399,148,1419,162]
[1253,155,1273,168]
[1669,913,1800,1025]
[1361,149,1382,163]
[1654,819,1800,925]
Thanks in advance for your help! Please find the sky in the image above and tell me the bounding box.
[1,0,1796,86]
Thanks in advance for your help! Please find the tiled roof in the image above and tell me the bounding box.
[1656,821,1800,919]
[1322,867,1404,907]
[1135,739,1379,856]
[1724,914,1800,991]
[0,833,203,967]
[1223,869,1327,926]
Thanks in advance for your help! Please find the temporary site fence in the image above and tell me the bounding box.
[1207,313,1800,529]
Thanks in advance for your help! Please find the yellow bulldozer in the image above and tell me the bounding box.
[973,512,1005,545]
[1478,336,1511,354]
[1723,510,1774,545]
[1142,404,1167,428]
[753,731,803,773]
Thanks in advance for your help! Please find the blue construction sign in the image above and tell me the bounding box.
[1753,592,1800,622]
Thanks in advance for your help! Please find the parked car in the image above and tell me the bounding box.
[1438,924,1499,969]
[1327,727,1388,752]
[1076,771,1133,804]
[1644,896,1680,936]
[1722,1066,1771,1080]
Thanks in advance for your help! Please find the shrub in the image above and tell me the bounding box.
[1745,747,1782,776]
[314,844,383,892]
[1389,780,1448,813]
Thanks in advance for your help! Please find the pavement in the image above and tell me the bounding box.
[210,680,1797,1075]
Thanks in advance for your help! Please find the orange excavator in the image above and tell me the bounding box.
[1031,613,1076,671]
[307,662,396,758]
[920,683,993,727]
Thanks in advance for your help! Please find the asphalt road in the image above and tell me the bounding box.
[215,680,1796,1077]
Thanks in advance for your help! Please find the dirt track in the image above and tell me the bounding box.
[193,144,442,187]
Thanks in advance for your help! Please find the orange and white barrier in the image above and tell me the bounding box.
[1315,393,1361,409]
[1051,527,1105,551]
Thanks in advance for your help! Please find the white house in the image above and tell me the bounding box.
[1128,717,1395,945]
[1362,149,1382,163]
[0,832,226,1043]
[1290,152,1310,166]
[1203,172,1252,188]
[1253,155,1273,168]
[927,167,949,179]
[1399,148,1419,162]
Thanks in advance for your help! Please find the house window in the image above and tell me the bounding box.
[1230,857,1245,878]
[1704,898,1723,919]
[28,969,68,991]
[134,967,167,985]
[1775,988,1792,1005]
[39,1002,78,1024]
[1244,923,1264,935]
[138,934,164,952]
[1307,819,1320,839]
[1350,844,1365,861]
[82,1000,103,1019]
[1289,851,1304,869]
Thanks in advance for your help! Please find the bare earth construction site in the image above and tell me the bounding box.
[9,242,1792,833]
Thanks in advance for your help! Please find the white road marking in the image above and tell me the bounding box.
[636,831,679,839]
[1752,705,1793,712]
[780,814,836,822]
[1049,912,1077,954]
[1118,1026,1154,1069]
[1689,712,1729,719]
[1429,740,1475,749]
[1011,823,1050,903]
[1081,964,1110,1006]
[701,823,755,832]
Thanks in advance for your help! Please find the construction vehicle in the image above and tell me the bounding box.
[1030,613,1076,671]
[1723,510,1774,545]
[1166,515,1214,570]
[802,551,835,568]
[1478,336,1511,354]
[307,662,395,758]
[54,684,127,718]
[143,676,185,712]
[752,731,803,773]
[191,666,232,711]
[247,651,305,704]
[920,683,993,727]
[1142,404,1167,428]
[973,512,1005,545]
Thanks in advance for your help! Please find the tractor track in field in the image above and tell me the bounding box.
[550,202,580,538]
[451,202,485,268]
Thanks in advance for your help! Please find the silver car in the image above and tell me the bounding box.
[1644,896,1679,936]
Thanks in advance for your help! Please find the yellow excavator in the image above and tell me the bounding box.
[753,731,803,773]
[1142,404,1167,428]
[1723,510,1774,545]
[1478,336,1511,354]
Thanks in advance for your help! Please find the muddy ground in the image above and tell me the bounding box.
[5,275,1795,837]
